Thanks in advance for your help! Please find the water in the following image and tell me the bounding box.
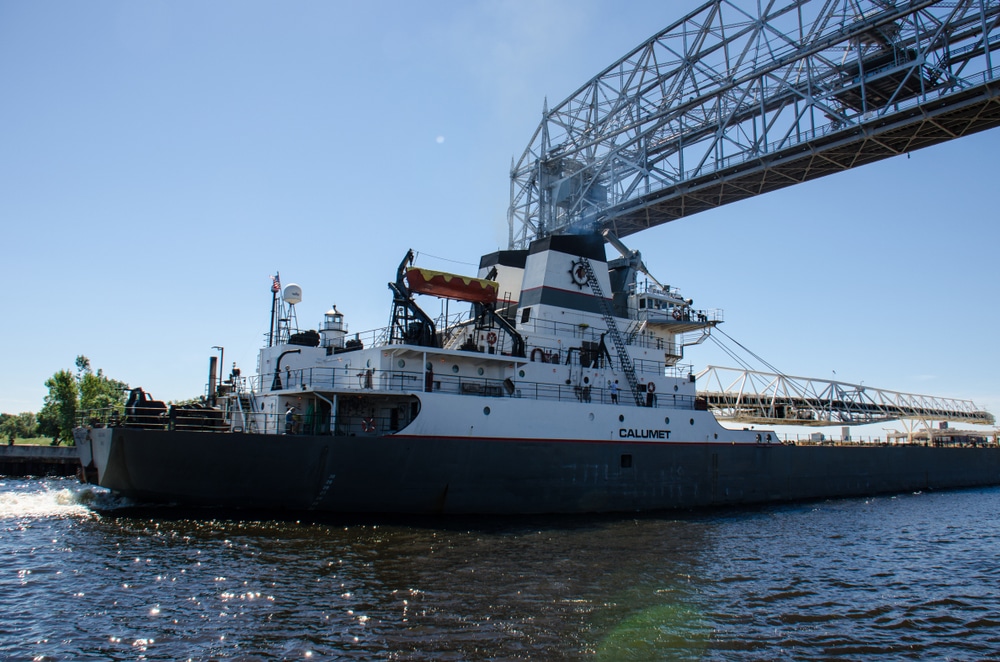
[2,478,1000,660]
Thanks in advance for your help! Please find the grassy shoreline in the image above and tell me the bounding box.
[7,436,63,446]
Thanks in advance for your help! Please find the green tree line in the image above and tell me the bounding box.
[2,355,128,445]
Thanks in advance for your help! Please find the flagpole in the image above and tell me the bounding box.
[269,272,280,347]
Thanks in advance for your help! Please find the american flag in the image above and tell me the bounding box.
[271,274,281,293]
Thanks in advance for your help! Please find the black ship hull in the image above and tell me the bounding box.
[78,428,1000,514]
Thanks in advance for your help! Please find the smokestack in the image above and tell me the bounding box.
[208,356,218,405]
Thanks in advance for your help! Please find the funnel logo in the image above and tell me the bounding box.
[569,260,589,289]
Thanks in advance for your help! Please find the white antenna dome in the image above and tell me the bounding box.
[282,283,302,305]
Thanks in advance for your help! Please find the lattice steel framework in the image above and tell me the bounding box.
[695,365,996,426]
[508,0,1000,249]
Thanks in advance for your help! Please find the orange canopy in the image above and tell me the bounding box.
[405,267,499,304]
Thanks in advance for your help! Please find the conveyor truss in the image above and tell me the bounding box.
[695,365,995,428]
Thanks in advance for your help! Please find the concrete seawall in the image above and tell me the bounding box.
[0,445,80,477]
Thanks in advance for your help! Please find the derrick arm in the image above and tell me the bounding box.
[483,305,525,358]
[387,249,438,347]
[479,265,526,358]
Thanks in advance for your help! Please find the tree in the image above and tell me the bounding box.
[38,356,129,445]
[77,356,129,412]
[39,369,77,444]
[0,412,38,441]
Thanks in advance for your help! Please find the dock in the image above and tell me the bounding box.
[0,444,80,477]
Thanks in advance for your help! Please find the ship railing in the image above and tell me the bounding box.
[324,319,698,370]
[634,359,692,379]
[254,366,696,410]
[76,405,230,433]
[232,408,518,437]
[76,406,167,430]
[507,381,696,408]
[246,411,424,437]
[327,326,387,352]
[75,407,123,428]
[422,372,696,408]
[520,310,723,343]
[519,318,610,342]
[632,281,684,298]
[523,343,692,378]
[253,357,694,393]
[267,325,393,354]
[635,308,723,325]
[628,335,681,356]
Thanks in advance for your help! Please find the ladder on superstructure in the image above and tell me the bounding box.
[231,380,259,433]
[580,257,642,406]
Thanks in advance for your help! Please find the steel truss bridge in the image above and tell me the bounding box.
[508,0,1000,249]
[695,365,996,426]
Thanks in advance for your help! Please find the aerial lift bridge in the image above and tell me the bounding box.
[507,0,999,430]
[509,0,1000,248]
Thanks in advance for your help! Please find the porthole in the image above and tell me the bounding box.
[673,384,679,392]
[477,367,485,376]
[619,414,625,422]
[398,359,406,368]
[664,417,670,425]
[588,412,595,421]
[366,359,371,368]
[452,365,460,373]
[714,433,718,440]
[483,406,491,415]
[518,370,525,378]
[690,418,695,425]
[426,362,432,370]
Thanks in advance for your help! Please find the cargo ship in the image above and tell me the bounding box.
[73,233,1000,514]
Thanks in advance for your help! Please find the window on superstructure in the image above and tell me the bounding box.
[521,308,531,323]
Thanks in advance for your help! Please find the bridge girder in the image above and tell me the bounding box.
[508,0,1000,249]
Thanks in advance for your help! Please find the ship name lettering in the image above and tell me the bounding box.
[619,428,670,439]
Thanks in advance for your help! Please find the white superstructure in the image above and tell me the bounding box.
[220,233,771,447]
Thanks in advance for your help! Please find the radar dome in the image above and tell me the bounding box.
[282,283,303,305]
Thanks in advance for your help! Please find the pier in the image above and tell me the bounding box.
[0,445,80,478]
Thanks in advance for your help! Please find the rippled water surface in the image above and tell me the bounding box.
[2,477,999,660]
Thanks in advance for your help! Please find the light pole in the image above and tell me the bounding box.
[212,346,224,386]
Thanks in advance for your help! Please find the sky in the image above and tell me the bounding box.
[2,1,998,437]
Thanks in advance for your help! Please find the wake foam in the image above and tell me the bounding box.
[0,479,132,519]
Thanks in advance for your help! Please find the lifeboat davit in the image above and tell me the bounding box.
[405,267,499,304]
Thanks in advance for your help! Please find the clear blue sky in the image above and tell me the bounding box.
[2,1,998,436]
